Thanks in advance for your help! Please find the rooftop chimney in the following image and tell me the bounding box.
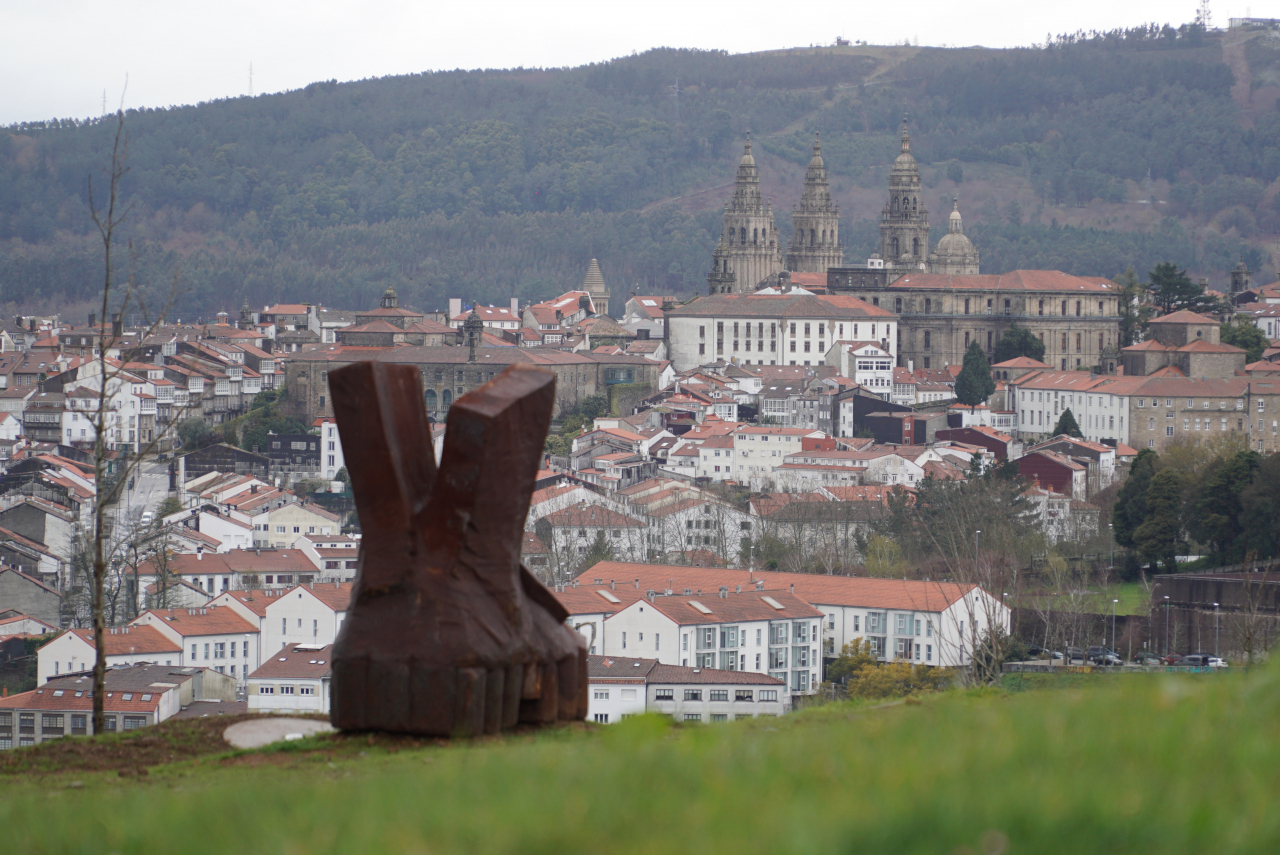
[790,583,795,595]
[510,297,519,317]
[89,312,97,329]
[112,313,123,338]
[635,578,640,589]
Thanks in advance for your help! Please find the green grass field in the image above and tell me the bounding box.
[1014,581,1150,617]
[2,666,1277,854]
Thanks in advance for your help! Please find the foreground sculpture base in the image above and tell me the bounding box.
[329,361,587,736]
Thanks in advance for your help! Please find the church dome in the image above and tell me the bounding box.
[739,137,756,168]
[928,200,979,275]
[934,230,976,256]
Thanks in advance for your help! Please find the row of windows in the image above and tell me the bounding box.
[257,685,316,695]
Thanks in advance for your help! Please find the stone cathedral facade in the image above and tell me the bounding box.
[704,118,1123,373]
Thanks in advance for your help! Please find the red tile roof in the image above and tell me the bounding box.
[576,562,977,612]
[49,625,182,656]
[891,270,1114,293]
[133,606,258,637]
[543,502,645,528]
[248,643,333,680]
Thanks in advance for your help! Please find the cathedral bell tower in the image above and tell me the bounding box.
[879,117,930,272]
[787,134,843,273]
[708,135,784,294]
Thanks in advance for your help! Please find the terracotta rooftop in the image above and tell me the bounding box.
[133,605,258,637]
[248,643,333,680]
[576,562,979,612]
[51,625,182,656]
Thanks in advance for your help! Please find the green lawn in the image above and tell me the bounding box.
[1014,581,1151,617]
[3,667,1278,853]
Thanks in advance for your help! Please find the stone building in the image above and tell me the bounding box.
[282,344,659,423]
[842,270,1124,372]
[708,136,785,295]
[1121,311,1246,378]
[580,258,613,318]
[702,118,1123,373]
[786,136,842,275]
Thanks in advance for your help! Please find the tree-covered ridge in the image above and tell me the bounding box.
[1,26,1275,316]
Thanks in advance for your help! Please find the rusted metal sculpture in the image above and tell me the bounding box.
[328,362,587,735]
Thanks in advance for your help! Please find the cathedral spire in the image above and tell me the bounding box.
[787,131,841,274]
[709,132,783,294]
[900,115,912,153]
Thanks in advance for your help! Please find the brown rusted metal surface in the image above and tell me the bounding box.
[328,361,587,735]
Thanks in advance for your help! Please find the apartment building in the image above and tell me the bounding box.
[586,655,790,724]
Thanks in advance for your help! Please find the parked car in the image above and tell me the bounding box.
[1208,657,1229,668]
[1179,654,1215,667]
[1133,651,1162,665]
[140,511,154,526]
[1160,653,1183,665]
[1087,646,1122,666]
[1065,647,1086,663]
[1027,645,1062,659]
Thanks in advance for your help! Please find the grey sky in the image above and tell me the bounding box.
[2,0,1253,126]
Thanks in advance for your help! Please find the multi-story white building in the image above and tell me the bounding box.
[36,625,182,684]
[665,292,897,371]
[130,605,262,686]
[247,642,332,715]
[314,417,345,480]
[568,563,1011,671]
[586,655,790,724]
[209,582,351,655]
[599,588,825,695]
[826,342,895,398]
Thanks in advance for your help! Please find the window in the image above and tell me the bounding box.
[593,713,610,724]
[259,686,275,694]
[300,686,315,695]
[654,689,674,700]
[735,690,754,702]
[684,690,702,701]
[760,690,778,702]
[122,716,147,731]
[684,714,702,722]
[594,690,610,700]
[711,714,728,722]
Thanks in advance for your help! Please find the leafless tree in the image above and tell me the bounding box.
[83,109,193,733]
[1228,561,1279,667]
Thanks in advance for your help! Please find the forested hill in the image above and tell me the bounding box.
[3,22,1278,319]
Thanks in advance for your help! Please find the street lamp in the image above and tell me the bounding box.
[1163,595,1171,656]
[1108,523,1114,573]
[974,530,981,565]
[1213,602,1220,659]
[1112,598,1118,654]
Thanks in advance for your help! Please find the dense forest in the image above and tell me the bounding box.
[2,21,1277,317]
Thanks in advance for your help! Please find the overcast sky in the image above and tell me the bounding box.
[2,0,1261,126]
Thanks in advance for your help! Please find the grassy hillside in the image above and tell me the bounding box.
[2,666,1278,853]
[2,22,1277,319]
